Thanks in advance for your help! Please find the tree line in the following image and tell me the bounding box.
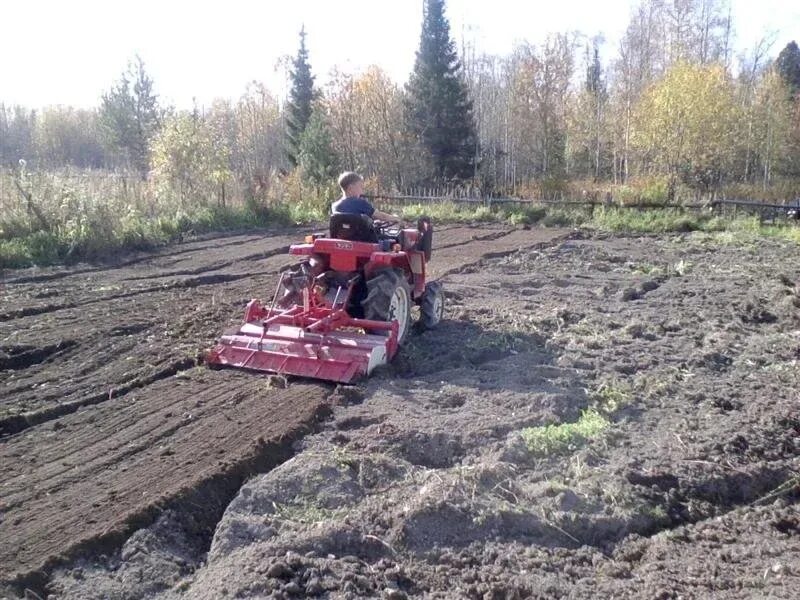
[1,0,799,205]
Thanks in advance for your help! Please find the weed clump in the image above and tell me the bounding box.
[520,409,610,456]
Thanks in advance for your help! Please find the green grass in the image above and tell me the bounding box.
[393,201,589,227]
[0,204,307,269]
[393,201,800,245]
[396,201,500,224]
[589,207,714,233]
[520,409,610,456]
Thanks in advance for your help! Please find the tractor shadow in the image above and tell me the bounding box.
[393,318,547,377]
[379,316,643,420]
[379,317,587,395]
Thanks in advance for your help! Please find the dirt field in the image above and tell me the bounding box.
[1,225,798,599]
[0,224,565,594]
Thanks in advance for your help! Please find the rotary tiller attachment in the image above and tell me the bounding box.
[206,291,399,384]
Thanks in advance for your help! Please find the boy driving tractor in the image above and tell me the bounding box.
[332,171,401,225]
[207,172,443,382]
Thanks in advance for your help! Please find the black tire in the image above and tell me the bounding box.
[362,268,412,343]
[420,281,445,329]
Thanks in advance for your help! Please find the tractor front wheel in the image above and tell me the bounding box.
[420,281,445,329]
[362,268,412,344]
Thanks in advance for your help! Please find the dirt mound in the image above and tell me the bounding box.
[209,453,367,560]
[48,510,204,599]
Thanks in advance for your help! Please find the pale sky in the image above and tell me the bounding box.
[1,0,798,110]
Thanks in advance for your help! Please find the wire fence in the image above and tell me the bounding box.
[3,167,799,227]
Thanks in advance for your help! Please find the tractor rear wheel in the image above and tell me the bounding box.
[362,268,412,343]
[420,281,445,329]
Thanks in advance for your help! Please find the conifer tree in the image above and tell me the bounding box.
[286,26,315,166]
[100,55,160,174]
[298,109,339,189]
[776,41,800,99]
[405,0,478,180]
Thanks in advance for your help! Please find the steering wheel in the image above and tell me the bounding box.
[374,219,400,232]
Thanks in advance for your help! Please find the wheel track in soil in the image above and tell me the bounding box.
[0,226,570,590]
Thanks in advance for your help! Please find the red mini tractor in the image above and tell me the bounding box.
[206,215,444,383]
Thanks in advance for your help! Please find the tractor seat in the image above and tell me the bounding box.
[329,213,379,243]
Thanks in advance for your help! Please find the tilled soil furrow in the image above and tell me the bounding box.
[2,401,179,498]
[0,340,78,370]
[0,227,532,340]
[430,228,572,277]
[1,336,141,410]
[1,228,568,425]
[1,232,291,286]
[2,378,210,474]
[0,227,507,321]
[0,372,331,589]
[2,404,198,512]
[0,225,488,288]
[121,245,294,282]
[0,234,300,314]
[0,270,280,322]
[0,301,80,322]
[429,226,511,250]
[2,375,309,509]
[0,356,196,436]
[14,231,798,600]
[1,300,234,422]
[113,233,295,271]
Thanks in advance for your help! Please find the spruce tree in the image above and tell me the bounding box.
[585,45,604,95]
[405,0,478,180]
[298,109,339,190]
[584,43,608,181]
[100,55,160,174]
[286,26,315,167]
[776,41,800,99]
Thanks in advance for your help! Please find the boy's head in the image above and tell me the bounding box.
[338,171,364,197]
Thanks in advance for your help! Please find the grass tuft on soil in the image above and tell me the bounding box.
[273,500,343,525]
[521,409,610,456]
[591,381,633,414]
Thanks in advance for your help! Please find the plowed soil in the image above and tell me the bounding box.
[33,229,798,600]
[0,224,569,595]
[160,231,795,600]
